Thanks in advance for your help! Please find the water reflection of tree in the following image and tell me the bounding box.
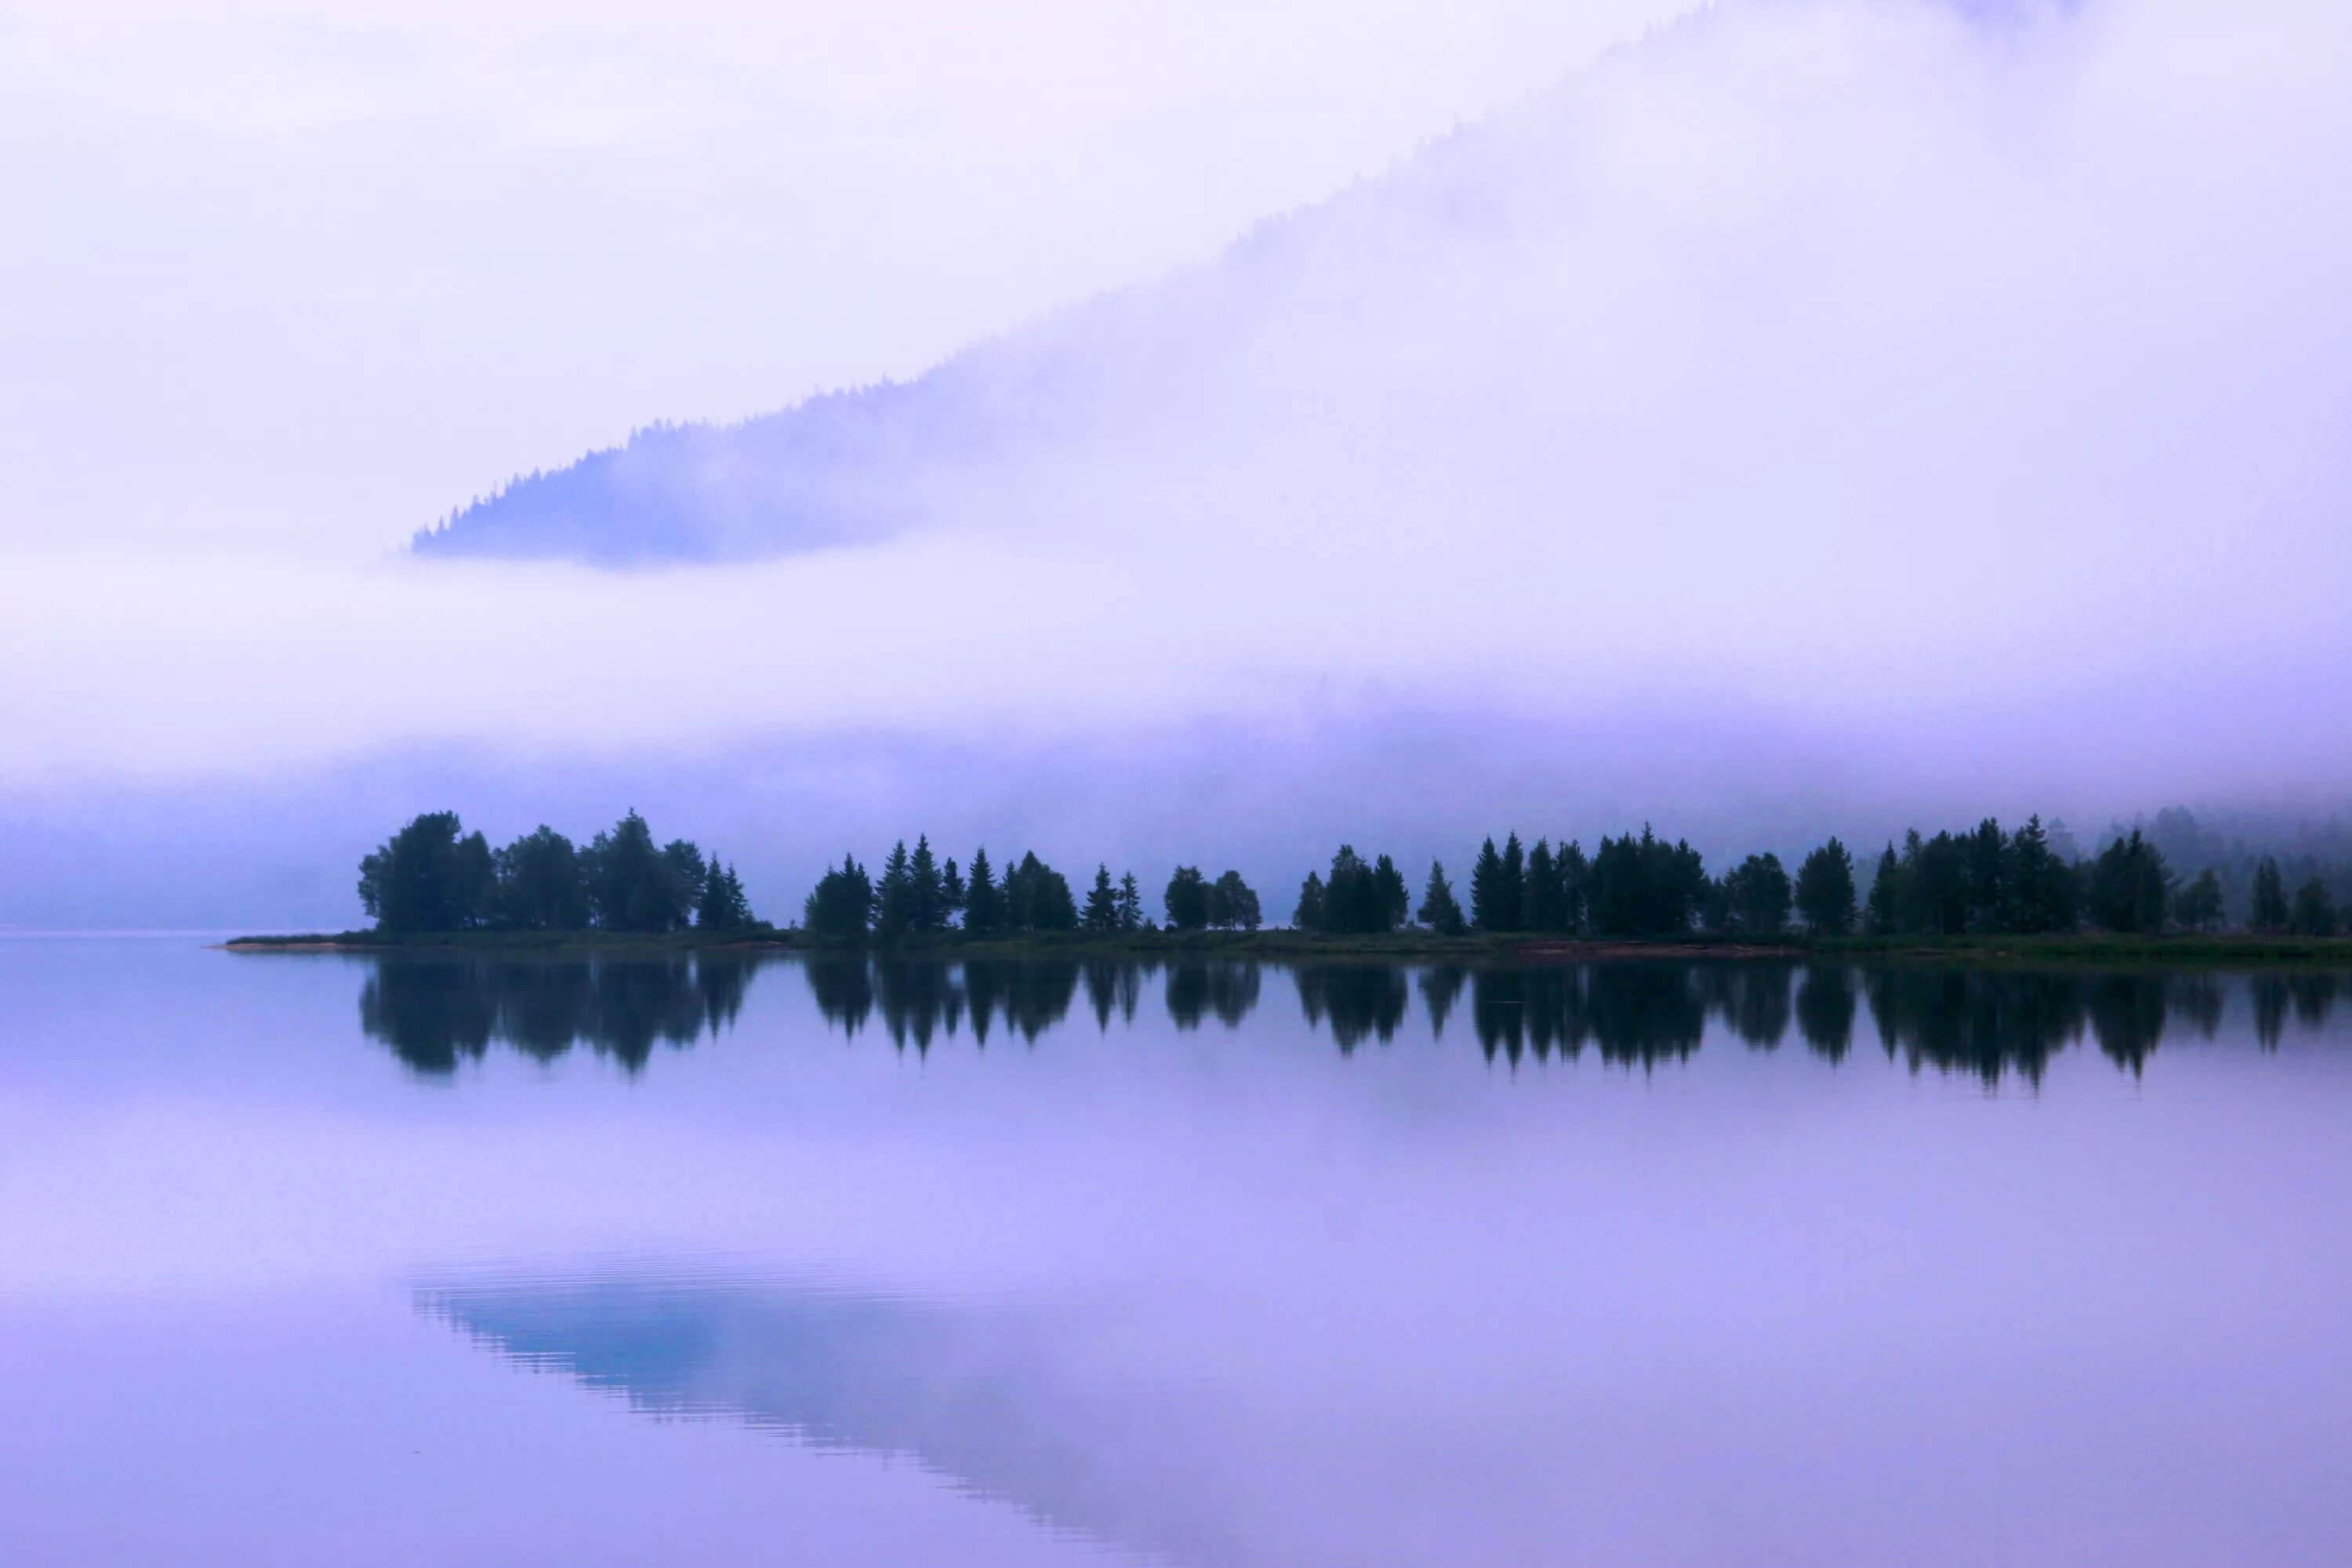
[1867,969,2063,1086]
[368,953,2348,1083]
[1795,966,1857,1061]
[1081,959,1142,1033]
[1294,966,1410,1053]
[1700,964,1795,1049]
[1419,965,1467,1040]
[1165,960,1260,1032]
[360,955,755,1076]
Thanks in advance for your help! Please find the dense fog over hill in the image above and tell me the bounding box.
[4,0,2350,926]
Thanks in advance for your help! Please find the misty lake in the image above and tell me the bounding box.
[5,938,2351,1566]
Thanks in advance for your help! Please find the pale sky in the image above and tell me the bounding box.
[2,0,2349,927]
[0,0,1697,549]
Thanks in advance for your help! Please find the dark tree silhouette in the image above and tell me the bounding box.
[2172,869,2224,933]
[804,854,873,938]
[696,862,755,930]
[1207,869,1261,931]
[1417,859,1467,935]
[1163,866,1210,931]
[492,825,589,931]
[963,848,1004,933]
[360,811,495,933]
[1293,870,1327,931]
[1083,864,1121,932]
[2290,877,2339,937]
[2251,856,2291,935]
[1794,838,1857,935]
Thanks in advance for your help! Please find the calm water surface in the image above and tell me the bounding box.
[4,938,2350,1565]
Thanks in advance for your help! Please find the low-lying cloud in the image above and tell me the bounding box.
[4,0,2348,921]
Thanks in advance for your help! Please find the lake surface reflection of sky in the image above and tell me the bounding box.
[5,938,2350,1565]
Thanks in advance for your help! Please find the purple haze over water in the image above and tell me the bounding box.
[2,937,2350,1564]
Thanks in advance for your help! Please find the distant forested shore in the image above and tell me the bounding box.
[225,808,2352,956]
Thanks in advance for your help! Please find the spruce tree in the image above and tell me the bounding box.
[1116,872,1144,931]
[1556,840,1589,934]
[2289,877,2339,937]
[1417,859,1466,935]
[872,840,914,938]
[696,862,755,930]
[2172,869,2224,933]
[1964,818,2010,933]
[1794,837,1857,935]
[963,848,1003,933]
[2011,816,2063,933]
[1469,837,1505,931]
[2251,856,2290,934]
[1728,852,1792,935]
[803,854,873,938]
[1294,871,1328,932]
[1372,854,1410,932]
[1083,863,1120,931]
[909,836,945,932]
[1524,840,1559,932]
[1866,843,1904,935]
[1498,832,1526,933]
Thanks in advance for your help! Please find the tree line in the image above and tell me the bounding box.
[804,838,1263,938]
[358,810,753,934]
[356,808,2344,940]
[1360,817,2336,939]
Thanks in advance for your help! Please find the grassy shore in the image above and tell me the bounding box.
[224,927,2352,965]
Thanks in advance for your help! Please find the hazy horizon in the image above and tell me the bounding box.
[4,0,2349,927]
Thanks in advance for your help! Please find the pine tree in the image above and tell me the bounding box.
[696,862,755,930]
[1556,840,1589,934]
[2289,877,2339,937]
[1083,863,1120,931]
[872,840,914,938]
[803,853,872,938]
[2251,856,2290,934]
[2172,868,2224,933]
[2011,815,2065,933]
[1727,852,1792,935]
[1417,859,1466,935]
[1866,843,1904,935]
[1469,837,1505,931]
[1794,837,1857,935]
[963,848,1003,933]
[1523,840,1559,931]
[1964,818,2010,933]
[1294,871,1328,932]
[1497,832,1526,933]
[909,835,945,932]
[1116,872,1144,931]
[1004,851,1077,930]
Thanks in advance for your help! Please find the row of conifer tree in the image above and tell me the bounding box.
[355,811,2344,939]
[358,810,752,934]
[803,839,1265,938]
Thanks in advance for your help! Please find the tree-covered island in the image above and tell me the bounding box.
[224,808,2352,957]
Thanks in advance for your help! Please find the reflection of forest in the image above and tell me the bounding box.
[362,953,2347,1083]
[359,955,753,1073]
